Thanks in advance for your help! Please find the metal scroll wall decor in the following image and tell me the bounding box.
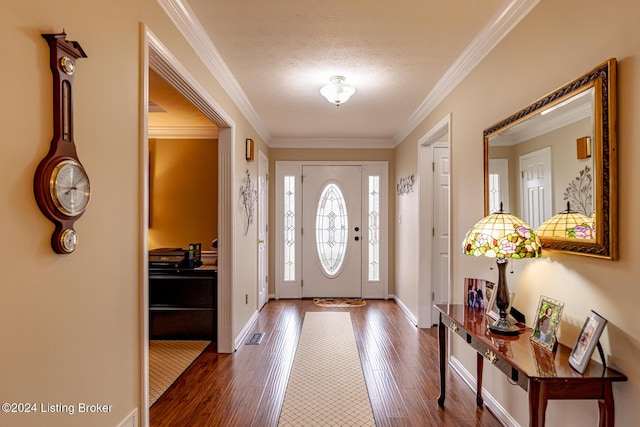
[563,165,593,216]
[240,169,257,236]
[397,174,415,196]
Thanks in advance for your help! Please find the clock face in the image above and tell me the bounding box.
[59,228,78,253]
[49,159,91,216]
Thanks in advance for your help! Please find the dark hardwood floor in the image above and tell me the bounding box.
[150,299,502,426]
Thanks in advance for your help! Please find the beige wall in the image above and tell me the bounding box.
[148,138,218,250]
[2,1,143,426]
[269,148,395,295]
[395,0,640,425]
[393,140,420,314]
[2,0,269,425]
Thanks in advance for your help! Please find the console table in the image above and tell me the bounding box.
[149,266,217,342]
[435,304,626,427]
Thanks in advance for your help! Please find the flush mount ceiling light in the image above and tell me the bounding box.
[320,76,356,106]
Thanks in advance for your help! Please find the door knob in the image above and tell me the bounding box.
[354,226,360,232]
[354,236,360,241]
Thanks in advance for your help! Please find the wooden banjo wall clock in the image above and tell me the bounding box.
[34,32,90,254]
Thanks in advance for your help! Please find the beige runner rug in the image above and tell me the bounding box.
[148,340,209,407]
[278,312,376,426]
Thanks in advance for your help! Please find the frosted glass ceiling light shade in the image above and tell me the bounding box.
[320,76,356,106]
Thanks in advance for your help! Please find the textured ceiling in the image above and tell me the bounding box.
[153,0,525,145]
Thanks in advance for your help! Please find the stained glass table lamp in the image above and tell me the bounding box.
[462,206,542,335]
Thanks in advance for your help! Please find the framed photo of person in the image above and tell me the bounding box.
[464,278,492,309]
[569,311,607,374]
[531,296,564,351]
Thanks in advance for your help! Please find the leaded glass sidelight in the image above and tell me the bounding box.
[284,176,296,281]
[315,183,348,276]
[368,176,380,281]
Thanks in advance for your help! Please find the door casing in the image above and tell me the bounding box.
[275,161,388,300]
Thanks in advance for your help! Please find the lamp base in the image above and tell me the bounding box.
[488,317,521,336]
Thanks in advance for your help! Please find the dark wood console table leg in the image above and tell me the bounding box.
[528,380,548,427]
[437,316,446,407]
[598,382,615,427]
[476,352,484,408]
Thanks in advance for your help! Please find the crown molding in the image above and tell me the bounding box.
[269,138,394,149]
[148,126,219,139]
[158,0,538,148]
[148,30,235,129]
[393,0,540,146]
[156,0,271,143]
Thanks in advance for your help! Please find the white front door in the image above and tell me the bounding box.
[302,165,362,298]
[257,151,269,310]
[520,147,552,229]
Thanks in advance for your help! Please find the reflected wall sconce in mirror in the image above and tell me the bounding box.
[245,138,254,162]
[462,204,542,335]
[577,136,592,159]
[484,59,617,259]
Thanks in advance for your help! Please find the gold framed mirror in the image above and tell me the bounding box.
[484,59,617,259]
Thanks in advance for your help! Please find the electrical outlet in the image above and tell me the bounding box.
[245,294,248,304]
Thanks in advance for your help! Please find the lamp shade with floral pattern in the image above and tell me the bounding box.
[462,210,542,259]
[536,203,594,239]
[462,208,541,335]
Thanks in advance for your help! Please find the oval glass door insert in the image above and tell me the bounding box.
[315,183,348,276]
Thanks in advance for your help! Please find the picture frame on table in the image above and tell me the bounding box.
[531,296,564,351]
[569,310,607,374]
[464,278,492,309]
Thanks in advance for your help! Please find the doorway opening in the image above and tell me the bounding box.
[417,114,452,328]
[142,27,236,425]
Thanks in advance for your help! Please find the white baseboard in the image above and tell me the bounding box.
[388,294,418,326]
[117,408,138,427]
[234,310,260,350]
[449,355,520,427]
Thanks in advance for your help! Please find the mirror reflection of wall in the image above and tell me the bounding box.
[488,88,595,230]
[484,59,616,258]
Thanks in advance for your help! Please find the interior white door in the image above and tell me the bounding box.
[520,147,552,229]
[431,146,450,325]
[302,165,362,298]
[257,151,269,310]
